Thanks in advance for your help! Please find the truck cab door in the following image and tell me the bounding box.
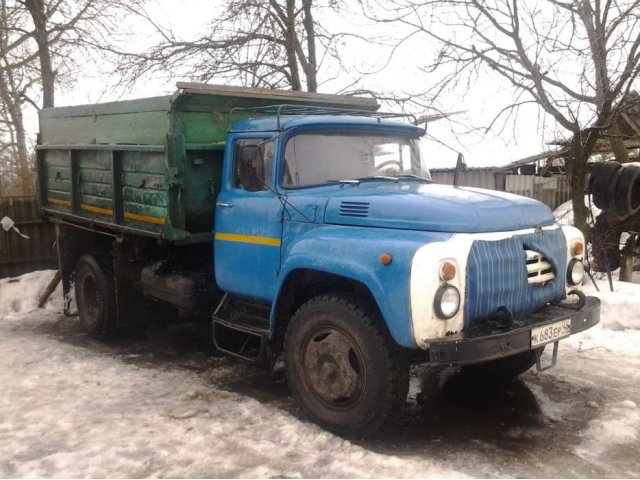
[214,137,282,301]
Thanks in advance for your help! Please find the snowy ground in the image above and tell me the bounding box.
[1,271,639,478]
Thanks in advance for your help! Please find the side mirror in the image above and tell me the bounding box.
[453,153,467,187]
[238,144,264,192]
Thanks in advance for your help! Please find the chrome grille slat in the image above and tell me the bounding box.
[525,249,556,284]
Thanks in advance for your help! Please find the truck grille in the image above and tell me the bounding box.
[526,250,555,284]
[464,228,567,328]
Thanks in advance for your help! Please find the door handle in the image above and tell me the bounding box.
[216,201,233,208]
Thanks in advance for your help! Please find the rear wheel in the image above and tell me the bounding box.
[285,295,409,436]
[75,254,117,340]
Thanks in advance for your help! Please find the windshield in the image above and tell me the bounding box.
[281,133,430,188]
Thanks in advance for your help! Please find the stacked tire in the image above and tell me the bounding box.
[590,161,640,219]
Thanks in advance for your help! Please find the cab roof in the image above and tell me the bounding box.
[230,115,425,136]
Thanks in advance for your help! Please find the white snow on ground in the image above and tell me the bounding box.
[567,279,640,354]
[559,277,640,465]
[574,399,640,465]
[0,270,63,320]
[0,271,464,478]
[2,270,640,477]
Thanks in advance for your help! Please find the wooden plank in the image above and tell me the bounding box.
[121,151,165,174]
[79,169,112,184]
[44,149,71,166]
[80,182,113,198]
[47,179,71,192]
[123,172,165,190]
[41,111,169,145]
[46,165,71,180]
[79,194,113,210]
[177,82,379,109]
[40,95,171,119]
[123,187,168,207]
[78,150,113,169]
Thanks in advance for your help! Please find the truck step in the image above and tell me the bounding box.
[212,294,270,362]
[212,318,267,361]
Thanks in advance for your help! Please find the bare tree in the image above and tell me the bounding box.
[0,0,135,194]
[0,0,37,194]
[368,0,640,234]
[115,0,403,94]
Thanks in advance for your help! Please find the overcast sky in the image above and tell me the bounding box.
[36,0,570,170]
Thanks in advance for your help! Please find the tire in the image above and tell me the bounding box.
[458,348,544,383]
[285,295,409,436]
[75,254,118,340]
[590,161,621,210]
[614,163,640,217]
[606,168,629,221]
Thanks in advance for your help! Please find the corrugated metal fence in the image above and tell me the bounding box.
[0,196,57,279]
[431,170,572,210]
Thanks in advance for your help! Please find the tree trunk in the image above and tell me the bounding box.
[0,69,31,193]
[607,119,630,163]
[24,0,55,108]
[284,0,302,91]
[570,132,589,236]
[301,0,317,92]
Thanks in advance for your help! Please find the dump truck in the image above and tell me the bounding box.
[36,83,600,435]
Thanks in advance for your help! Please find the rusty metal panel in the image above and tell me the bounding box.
[0,196,57,278]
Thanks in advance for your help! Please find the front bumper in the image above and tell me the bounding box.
[427,296,600,365]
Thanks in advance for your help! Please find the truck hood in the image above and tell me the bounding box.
[323,183,555,233]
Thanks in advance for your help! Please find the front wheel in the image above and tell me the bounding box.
[284,295,409,436]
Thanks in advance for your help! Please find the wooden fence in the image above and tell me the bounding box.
[0,196,57,279]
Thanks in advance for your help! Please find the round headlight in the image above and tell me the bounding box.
[434,284,461,319]
[567,258,585,286]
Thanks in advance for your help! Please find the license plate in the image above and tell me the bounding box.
[531,319,571,348]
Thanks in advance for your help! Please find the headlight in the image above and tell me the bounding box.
[567,258,585,286]
[434,284,460,319]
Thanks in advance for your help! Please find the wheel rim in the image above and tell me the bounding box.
[301,326,366,409]
[81,273,100,328]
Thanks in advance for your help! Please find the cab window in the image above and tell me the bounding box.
[233,139,274,192]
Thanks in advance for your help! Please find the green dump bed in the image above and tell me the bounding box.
[37,83,378,243]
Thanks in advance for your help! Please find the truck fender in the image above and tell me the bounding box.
[270,245,416,349]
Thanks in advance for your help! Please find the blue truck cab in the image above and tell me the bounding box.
[38,84,600,436]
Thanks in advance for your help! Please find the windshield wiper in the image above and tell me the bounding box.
[327,179,361,184]
[326,176,399,185]
[326,175,430,185]
[394,174,433,182]
[355,176,399,182]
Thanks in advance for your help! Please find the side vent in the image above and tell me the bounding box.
[339,201,370,218]
[525,249,555,284]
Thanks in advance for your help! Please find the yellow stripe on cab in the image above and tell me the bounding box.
[215,232,281,247]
